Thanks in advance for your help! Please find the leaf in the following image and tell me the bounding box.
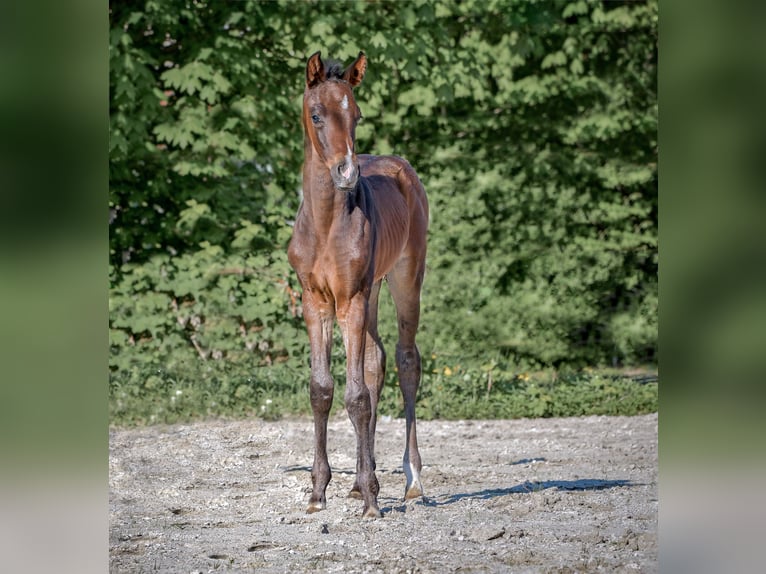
[562,1,589,19]
[370,31,387,49]
[176,200,212,231]
[541,51,566,70]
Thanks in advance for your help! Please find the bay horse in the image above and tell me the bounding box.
[287,51,428,518]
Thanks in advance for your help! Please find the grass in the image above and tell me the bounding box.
[109,358,657,427]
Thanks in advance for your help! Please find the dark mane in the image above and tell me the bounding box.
[324,59,346,80]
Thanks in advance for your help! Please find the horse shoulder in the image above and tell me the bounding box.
[288,209,328,297]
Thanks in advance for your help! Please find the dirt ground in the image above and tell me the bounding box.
[109,412,657,573]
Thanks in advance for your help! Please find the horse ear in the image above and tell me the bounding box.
[306,51,325,88]
[343,51,367,88]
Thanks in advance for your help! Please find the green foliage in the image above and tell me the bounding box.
[110,0,658,423]
[109,242,303,372]
[393,363,658,421]
[110,358,657,427]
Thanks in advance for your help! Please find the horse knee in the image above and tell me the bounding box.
[395,345,421,375]
[345,382,372,421]
[310,374,334,412]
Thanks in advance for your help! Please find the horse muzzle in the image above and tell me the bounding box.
[331,159,359,191]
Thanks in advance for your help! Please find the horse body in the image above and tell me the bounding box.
[287,51,428,518]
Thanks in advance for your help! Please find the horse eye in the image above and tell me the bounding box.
[311,114,321,124]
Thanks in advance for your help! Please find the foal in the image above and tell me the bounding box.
[288,51,428,518]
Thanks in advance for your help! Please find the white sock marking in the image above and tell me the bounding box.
[404,459,422,496]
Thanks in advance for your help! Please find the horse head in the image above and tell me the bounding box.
[303,51,367,191]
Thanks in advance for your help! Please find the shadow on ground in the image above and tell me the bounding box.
[378,478,634,513]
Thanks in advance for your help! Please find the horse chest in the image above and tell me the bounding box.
[291,217,374,301]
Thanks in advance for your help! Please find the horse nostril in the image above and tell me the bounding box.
[332,160,358,189]
[341,162,354,180]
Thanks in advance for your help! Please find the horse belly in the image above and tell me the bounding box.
[359,155,424,281]
[372,199,410,281]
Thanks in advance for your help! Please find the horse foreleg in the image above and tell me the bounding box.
[304,299,335,514]
[339,294,381,518]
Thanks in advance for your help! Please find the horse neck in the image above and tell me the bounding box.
[301,144,349,235]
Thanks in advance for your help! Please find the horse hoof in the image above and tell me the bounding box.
[306,501,325,514]
[405,483,423,500]
[347,488,363,500]
[362,506,382,519]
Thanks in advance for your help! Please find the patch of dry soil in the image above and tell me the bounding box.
[110,413,657,573]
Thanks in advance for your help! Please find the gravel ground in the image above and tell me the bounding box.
[109,412,657,573]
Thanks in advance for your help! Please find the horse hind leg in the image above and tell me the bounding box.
[349,280,386,501]
[397,342,423,500]
[387,260,425,500]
